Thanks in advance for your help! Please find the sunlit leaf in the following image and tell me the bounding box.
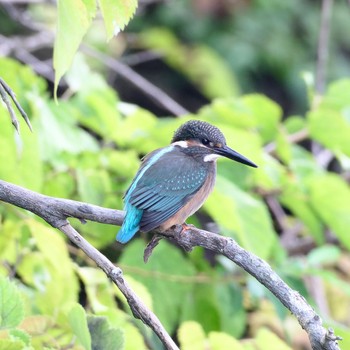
[53,0,97,94]
[0,339,26,350]
[308,109,350,157]
[178,321,206,350]
[255,328,293,350]
[99,0,138,39]
[209,331,243,350]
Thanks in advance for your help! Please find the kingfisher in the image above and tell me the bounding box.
[117,120,257,244]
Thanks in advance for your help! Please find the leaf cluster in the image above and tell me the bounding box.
[1,1,350,349]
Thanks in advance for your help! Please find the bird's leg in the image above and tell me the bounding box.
[179,222,195,234]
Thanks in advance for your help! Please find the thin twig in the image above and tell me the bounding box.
[82,45,189,116]
[0,179,342,350]
[0,78,33,133]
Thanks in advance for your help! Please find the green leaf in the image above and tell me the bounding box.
[32,98,99,165]
[215,283,246,338]
[178,321,206,350]
[119,240,196,333]
[241,94,282,142]
[280,183,324,244]
[208,332,243,350]
[204,176,276,259]
[0,339,26,350]
[308,174,350,250]
[68,304,91,350]
[87,316,124,350]
[308,109,350,157]
[255,328,293,350]
[0,278,24,329]
[76,168,112,205]
[307,245,341,267]
[53,0,97,94]
[99,0,138,40]
[9,329,31,346]
[0,106,43,191]
[181,285,221,333]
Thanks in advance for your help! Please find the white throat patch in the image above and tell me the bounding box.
[172,141,188,148]
[204,154,222,162]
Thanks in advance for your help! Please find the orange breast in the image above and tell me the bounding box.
[159,165,216,230]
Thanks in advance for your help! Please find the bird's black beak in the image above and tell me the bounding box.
[215,145,258,168]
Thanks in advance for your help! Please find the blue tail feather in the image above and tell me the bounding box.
[117,203,143,244]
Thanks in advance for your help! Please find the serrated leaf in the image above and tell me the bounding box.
[53,0,97,95]
[0,278,24,329]
[68,304,91,350]
[9,329,31,346]
[99,0,138,39]
[177,321,206,350]
[87,316,124,350]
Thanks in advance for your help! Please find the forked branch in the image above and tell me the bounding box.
[0,179,342,350]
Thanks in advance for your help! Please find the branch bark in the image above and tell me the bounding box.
[0,179,342,350]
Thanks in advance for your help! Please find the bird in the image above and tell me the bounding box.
[117,120,257,244]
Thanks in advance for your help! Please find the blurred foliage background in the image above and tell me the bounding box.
[1,0,350,349]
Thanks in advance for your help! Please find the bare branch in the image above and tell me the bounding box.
[0,78,33,133]
[82,46,189,117]
[0,180,178,350]
[0,179,341,350]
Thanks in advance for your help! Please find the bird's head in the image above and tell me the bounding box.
[171,120,257,168]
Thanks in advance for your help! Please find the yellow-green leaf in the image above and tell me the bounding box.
[99,0,138,40]
[53,0,97,95]
[178,321,206,350]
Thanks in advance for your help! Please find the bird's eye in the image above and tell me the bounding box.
[202,138,210,145]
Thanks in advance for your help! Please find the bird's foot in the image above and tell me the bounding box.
[179,222,194,235]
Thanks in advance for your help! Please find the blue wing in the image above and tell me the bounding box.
[116,145,207,243]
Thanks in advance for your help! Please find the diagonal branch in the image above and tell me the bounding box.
[0,179,341,350]
[0,179,178,350]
